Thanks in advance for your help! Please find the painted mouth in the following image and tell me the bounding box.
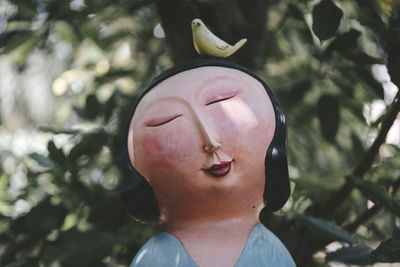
[205,161,232,177]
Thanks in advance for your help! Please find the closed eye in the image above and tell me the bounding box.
[205,94,236,106]
[146,114,182,127]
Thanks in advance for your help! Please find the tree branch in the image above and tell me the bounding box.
[292,90,400,265]
[310,90,400,218]
[344,176,400,232]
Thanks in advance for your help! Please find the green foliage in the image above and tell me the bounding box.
[29,152,55,169]
[317,94,340,142]
[370,229,400,263]
[326,246,372,265]
[347,176,400,217]
[41,229,114,266]
[312,0,343,43]
[10,198,67,238]
[68,130,109,162]
[297,215,357,245]
[0,0,399,266]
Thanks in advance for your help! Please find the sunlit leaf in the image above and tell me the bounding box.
[13,34,40,65]
[0,31,32,55]
[52,20,78,45]
[5,21,31,32]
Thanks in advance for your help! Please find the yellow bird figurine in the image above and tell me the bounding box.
[191,18,247,58]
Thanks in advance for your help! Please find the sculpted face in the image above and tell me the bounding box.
[127,67,275,219]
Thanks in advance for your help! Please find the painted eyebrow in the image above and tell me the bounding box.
[145,114,182,127]
[205,93,237,106]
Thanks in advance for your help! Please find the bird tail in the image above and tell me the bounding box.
[222,38,247,58]
[234,38,247,49]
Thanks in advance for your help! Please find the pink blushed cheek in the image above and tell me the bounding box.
[139,128,195,172]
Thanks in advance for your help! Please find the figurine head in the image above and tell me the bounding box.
[121,58,290,223]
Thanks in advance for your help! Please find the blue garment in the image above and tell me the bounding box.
[131,223,296,266]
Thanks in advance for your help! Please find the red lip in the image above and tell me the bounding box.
[206,161,232,177]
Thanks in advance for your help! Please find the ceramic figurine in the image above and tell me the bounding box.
[120,19,296,267]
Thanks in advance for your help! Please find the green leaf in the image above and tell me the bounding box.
[68,131,109,162]
[354,67,384,99]
[275,79,312,108]
[4,257,39,267]
[330,73,355,97]
[13,34,40,65]
[41,229,114,266]
[351,132,365,159]
[29,152,55,169]
[387,6,400,88]
[47,141,66,168]
[287,3,306,21]
[347,176,400,217]
[0,31,32,55]
[51,20,78,45]
[39,126,81,135]
[370,237,400,263]
[371,111,388,128]
[387,46,400,89]
[87,193,126,230]
[103,90,119,122]
[326,246,372,265]
[346,52,385,65]
[317,94,340,142]
[324,29,385,65]
[312,0,343,43]
[324,29,361,57]
[297,215,357,245]
[7,1,36,20]
[10,198,67,237]
[73,94,102,120]
[353,0,387,41]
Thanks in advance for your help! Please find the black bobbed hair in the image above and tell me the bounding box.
[121,57,290,223]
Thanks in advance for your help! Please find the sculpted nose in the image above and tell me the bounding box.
[194,112,221,154]
[202,130,221,154]
[203,141,220,154]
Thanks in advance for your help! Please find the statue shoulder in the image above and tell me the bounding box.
[130,232,198,267]
[235,223,296,267]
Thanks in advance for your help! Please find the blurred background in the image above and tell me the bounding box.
[0,0,399,266]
